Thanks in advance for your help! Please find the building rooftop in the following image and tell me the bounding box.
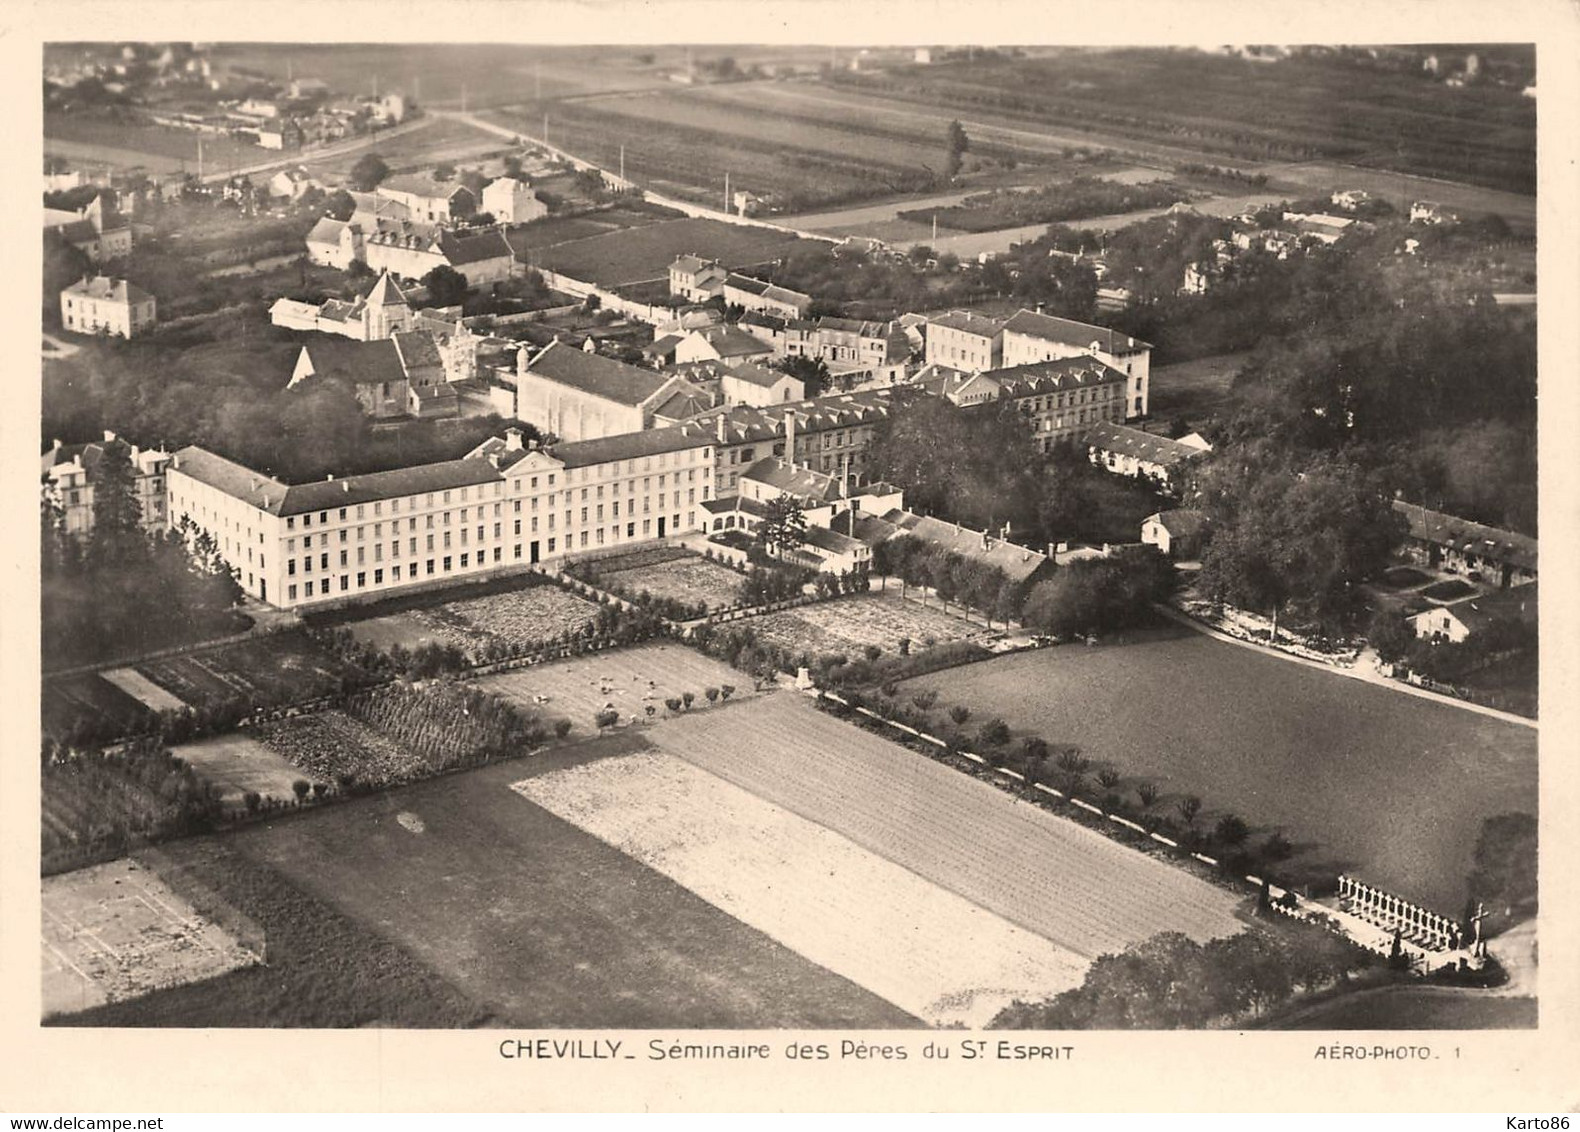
[741,456,845,503]
[1149,508,1211,539]
[690,324,775,359]
[928,309,1005,338]
[1392,501,1537,573]
[882,509,1050,584]
[1430,583,1538,634]
[1002,308,1151,354]
[542,422,715,470]
[379,174,473,200]
[1085,422,1211,467]
[524,339,671,406]
[725,361,791,390]
[438,228,514,266]
[995,355,1129,395]
[299,339,406,386]
[62,275,152,305]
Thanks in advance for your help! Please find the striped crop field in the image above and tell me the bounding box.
[648,694,1246,960]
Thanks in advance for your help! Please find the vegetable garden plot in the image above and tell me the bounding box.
[599,556,744,610]
[747,594,984,657]
[515,751,1090,1027]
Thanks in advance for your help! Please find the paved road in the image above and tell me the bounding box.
[197,116,436,186]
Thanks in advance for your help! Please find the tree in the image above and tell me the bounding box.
[945,119,970,179]
[594,707,619,731]
[43,229,94,324]
[977,718,1011,750]
[948,705,971,726]
[89,442,145,562]
[422,264,470,308]
[323,189,357,221]
[681,691,696,710]
[1466,812,1537,925]
[775,355,831,399]
[292,779,311,802]
[433,162,457,182]
[1178,796,1202,827]
[756,495,808,558]
[1136,782,1159,810]
[704,686,720,703]
[1214,814,1250,848]
[349,153,390,192]
[1195,453,1407,639]
[1367,608,1415,665]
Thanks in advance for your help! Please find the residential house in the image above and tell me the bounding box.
[674,324,776,366]
[43,194,133,261]
[288,338,411,419]
[256,120,303,150]
[1392,501,1537,589]
[375,174,477,226]
[362,224,516,286]
[42,432,171,539]
[1085,423,1212,491]
[305,216,360,269]
[481,176,548,225]
[879,510,1054,592]
[722,273,813,320]
[668,254,728,303]
[1331,189,1372,211]
[1000,308,1153,419]
[515,339,686,443]
[1141,509,1210,558]
[268,167,320,201]
[1410,201,1458,226]
[721,361,803,407]
[1409,583,1538,644]
[924,309,1004,372]
[60,275,156,338]
[1282,211,1357,245]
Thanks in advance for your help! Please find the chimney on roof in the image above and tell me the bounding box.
[716,414,727,444]
[505,427,524,452]
[343,480,351,493]
[327,473,334,481]
[784,407,797,464]
[103,429,116,442]
[52,438,62,452]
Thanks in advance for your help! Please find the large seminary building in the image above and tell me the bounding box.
[166,426,717,610]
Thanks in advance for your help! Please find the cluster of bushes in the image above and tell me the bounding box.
[741,561,821,606]
[42,738,226,875]
[1175,162,1270,187]
[899,177,1192,233]
[1019,550,1175,638]
[599,684,739,729]
[821,684,1299,880]
[344,681,548,772]
[991,924,1374,1029]
[873,535,1025,627]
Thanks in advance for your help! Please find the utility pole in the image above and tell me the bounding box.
[932,214,938,241]
[543,111,549,146]
[197,136,203,180]
[724,169,730,213]
[619,144,625,185]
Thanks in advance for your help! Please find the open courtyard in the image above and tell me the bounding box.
[896,625,1538,912]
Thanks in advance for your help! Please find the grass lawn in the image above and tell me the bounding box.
[1421,579,1479,602]
[524,216,823,287]
[896,625,1537,912]
[61,731,915,1027]
[174,733,305,809]
[1254,983,1536,1030]
[1147,351,1253,422]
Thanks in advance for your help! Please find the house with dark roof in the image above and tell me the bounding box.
[1085,422,1212,491]
[1001,308,1153,418]
[362,224,516,287]
[516,339,688,442]
[1409,583,1537,644]
[375,174,477,225]
[722,273,813,319]
[879,509,1053,588]
[288,339,411,419]
[60,275,156,339]
[669,254,728,302]
[1392,501,1537,589]
[1141,509,1211,559]
[42,431,171,539]
[43,194,133,262]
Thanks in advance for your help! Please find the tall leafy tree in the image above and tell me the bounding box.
[755,495,808,558]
